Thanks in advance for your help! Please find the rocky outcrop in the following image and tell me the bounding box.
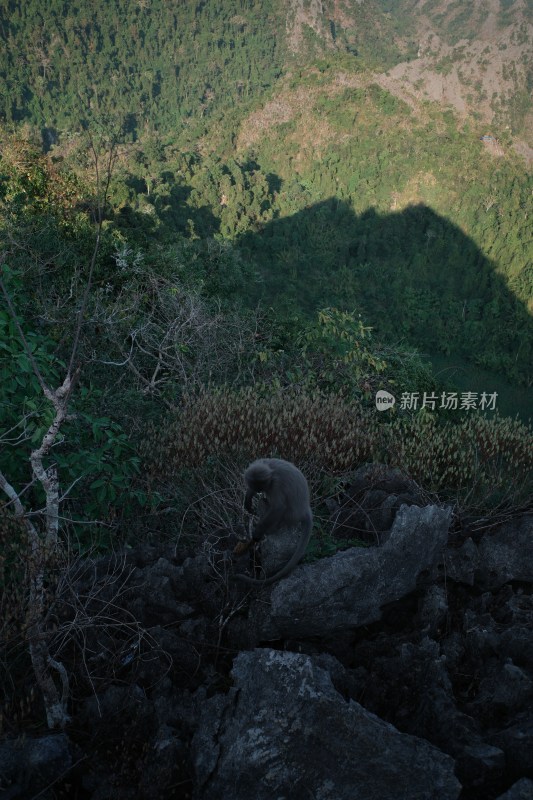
[192,649,461,800]
[0,734,72,798]
[243,503,451,640]
[3,474,532,800]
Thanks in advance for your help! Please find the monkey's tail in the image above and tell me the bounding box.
[232,514,312,587]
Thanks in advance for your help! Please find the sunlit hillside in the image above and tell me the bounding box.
[1,0,532,393]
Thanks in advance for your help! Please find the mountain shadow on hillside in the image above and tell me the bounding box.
[237,198,532,388]
[117,177,220,241]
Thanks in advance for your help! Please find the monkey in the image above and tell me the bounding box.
[233,458,313,587]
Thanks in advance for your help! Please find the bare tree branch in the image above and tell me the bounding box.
[0,135,116,729]
[0,467,70,728]
[0,469,33,525]
[68,134,117,378]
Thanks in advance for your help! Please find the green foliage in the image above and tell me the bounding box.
[111,235,252,304]
[0,0,286,135]
[229,305,437,402]
[0,286,151,541]
[54,396,150,545]
[0,172,151,547]
[257,307,389,395]
[380,0,500,45]
[0,131,84,225]
[0,130,105,316]
[0,281,62,488]
[19,27,526,395]
[298,307,386,384]
[0,0,413,138]
[0,4,531,546]
[231,146,532,387]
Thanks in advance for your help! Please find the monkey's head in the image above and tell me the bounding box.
[244,460,273,492]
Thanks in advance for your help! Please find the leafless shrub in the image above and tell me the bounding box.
[0,132,117,728]
[92,262,262,407]
[49,551,172,698]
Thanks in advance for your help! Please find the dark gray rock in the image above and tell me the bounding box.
[456,743,506,789]
[0,733,72,798]
[17,496,533,797]
[387,638,481,759]
[248,504,451,640]
[463,613,501,660]
[130,557,187,623]
[468,662,533,724]
[331,465,425,546]
[419,585,448,636]
[496,778,533,799]
[348,633,506,792]
[136,625,199,684]
[78,683,148,723]
[477,516,533,589]
[440,631,465,671]
[192,649,461,800]
[500,625,533,667]
[137,724,190,800]
[491,715,533,780]
[445,538,480,585]
[260,524,304,576]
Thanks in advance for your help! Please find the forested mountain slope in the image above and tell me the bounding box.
[0,0,532,390]
[377,0,533,149]
[1,0,531,142]
[0,0,283,132]
[0,0,402,134]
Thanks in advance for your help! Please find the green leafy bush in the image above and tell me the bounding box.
[0,267,151,549]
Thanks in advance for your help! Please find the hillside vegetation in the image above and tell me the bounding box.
[1,1,532,741]
[0,0,415,134]
[0,0,532,539]
[4,0,530,381]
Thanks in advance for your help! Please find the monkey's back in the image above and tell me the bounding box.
[237,458,314,585]
[259,458,311,526]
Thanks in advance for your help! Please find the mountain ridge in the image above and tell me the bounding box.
[1,0,530,147]
[0,0,531,392]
